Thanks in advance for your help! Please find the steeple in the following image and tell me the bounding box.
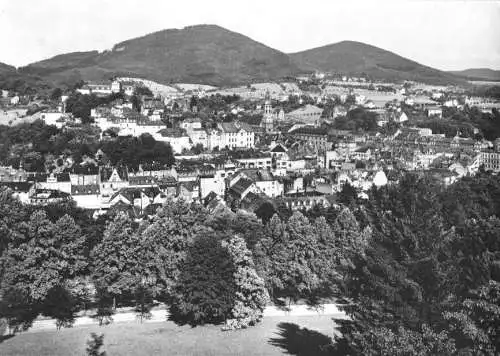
[262,91,274,133]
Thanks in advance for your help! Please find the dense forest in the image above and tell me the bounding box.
[0,170,499,353]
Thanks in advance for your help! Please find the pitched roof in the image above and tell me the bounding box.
[100,166,128,182]
[270,143,287,153]
[218,122,240,133]
[291,126,328,136]
[71,185,100,195]
[229,177,254,197]
[129,175,157,185]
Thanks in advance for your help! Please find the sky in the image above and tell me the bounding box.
[1,0,499,71]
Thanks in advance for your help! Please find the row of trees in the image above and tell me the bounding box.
[0,184,367,331]
[0,191,106,332]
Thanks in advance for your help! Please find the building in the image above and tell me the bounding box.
[206,129,223,151]
[41,111,65,126]
[286,105,324,126]
[77,81,121,96]
[235,156,272,170]
[217,122,255,149]
[260,93,274,133]
[352,147,372,161]
[29,189,71,205]
[427,106,443,118]
[180,117,202,132]
[199,174,225,199]
[71,185,101,209]
[394,111,409,123]
[478,152,500,172]
[228,177,258,200]
[291,127,330,151]
[120,81,138,96]
[281,191,330,211]
[153,128,191,154]
[188,128,209,148]
[35,173,72,194]
[0,182,34,203]
[100,166,129,197]
[494,138,500,152]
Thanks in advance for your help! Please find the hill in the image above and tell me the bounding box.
[0,61,53,95]
[290,41,464,85]
[20,25,302,87]
[448,68,500,82]
[0,62,16,75]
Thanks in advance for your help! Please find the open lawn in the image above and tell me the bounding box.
[0,315,339,356]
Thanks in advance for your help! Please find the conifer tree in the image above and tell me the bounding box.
[223,235,268,329]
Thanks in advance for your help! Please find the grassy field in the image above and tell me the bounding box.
[0,315,338,356]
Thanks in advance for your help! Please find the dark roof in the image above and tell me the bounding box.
[100,166,128,182]
[240,192,270,212]
[179,181,197,192]
[1,182,34,192]
[28,173,70,182]
[32,189,71,199]
[157,128,188,137]
[291,127,328,136]
[108,201,138,219]
[241,169,275,182]
[355,146,371,153]
[69,164,99,175]
[110,186,161,202]
[229,177,253,197]
[203,191,219,206]
[219,122,241,133]
[270,144,287,153]
[129,176,157,185]
[71,185,100,195]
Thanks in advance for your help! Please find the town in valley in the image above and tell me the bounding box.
[1,4,499,355]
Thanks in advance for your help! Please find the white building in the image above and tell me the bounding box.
[77,81,121,96]
[199,175,226,199]
[153,129,192,154]
[217,122,255,149]
[41,111,64,126]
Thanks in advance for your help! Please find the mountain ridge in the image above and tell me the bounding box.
[447,68,500,82]
[2,24,471,88]
[20,24,302,87]
[289,40,464,85]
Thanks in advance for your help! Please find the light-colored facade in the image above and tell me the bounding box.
[217,122,255,149]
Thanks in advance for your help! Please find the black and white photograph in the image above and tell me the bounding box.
[0,0,499,355]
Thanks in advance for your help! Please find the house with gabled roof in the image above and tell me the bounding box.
[177,181,199,202]
[99,166,129,197]
[228,177,257,200]
[35,172,72,194]
[0,182,34,204]
[108,186,164,212]
[204,191,229,215]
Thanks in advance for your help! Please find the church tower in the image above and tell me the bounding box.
[261,91,274,133]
